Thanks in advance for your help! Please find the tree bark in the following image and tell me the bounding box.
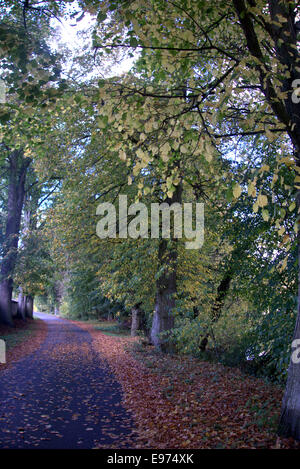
[25,295,34,319]
[199,270,233,352]
[278,189,300,439]
[0,279,14,326]
[131,303,142,337]
[150,238,178,351]
[150,183,182,351]
[107,312,112,321]
[17,288,26,320]
[0,150,31,326]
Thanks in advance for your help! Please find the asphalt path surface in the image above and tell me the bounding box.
[0,313,135,449]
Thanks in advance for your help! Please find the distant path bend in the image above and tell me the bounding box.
[0,313,135,449]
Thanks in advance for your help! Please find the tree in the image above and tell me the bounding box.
[14,177,56,319]
[84,0,300,439]
[2,0,300,441]
[0,149,31,325]
[0,1,66,325]
[231,0,300,443]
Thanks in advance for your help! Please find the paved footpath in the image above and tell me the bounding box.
[0,313,135,449]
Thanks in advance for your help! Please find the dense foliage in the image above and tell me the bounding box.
[1,0,300,440]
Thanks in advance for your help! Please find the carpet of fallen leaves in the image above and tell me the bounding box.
[0,318,136,449]
[0,318,47,371]
[71,319,300,449]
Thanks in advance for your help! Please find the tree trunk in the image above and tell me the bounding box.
[52,278,65,318]
[0,150,30,326]
[150,183,182,351]
[150,249,177,351]
[199,270,233,352]
[25,295,34,319]
[231,0,300,440]
[107,312,112,321]
[278,189,300,439]
[131,304,142,337]
[17,288,26,320]
[0,279,14,326]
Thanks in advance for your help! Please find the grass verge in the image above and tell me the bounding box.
[93,321,131,337]
[0,317,48,371]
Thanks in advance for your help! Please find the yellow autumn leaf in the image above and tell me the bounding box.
[233,184,242,199]
[282,234,290,244]
[161,142,171,162]
[248,182,256,197]
[260,164,270,173]
[257,194,268,207]
[262,209,269,221]
[119,150,126,161]
[280,157,294,167]
[279,256,288,272]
